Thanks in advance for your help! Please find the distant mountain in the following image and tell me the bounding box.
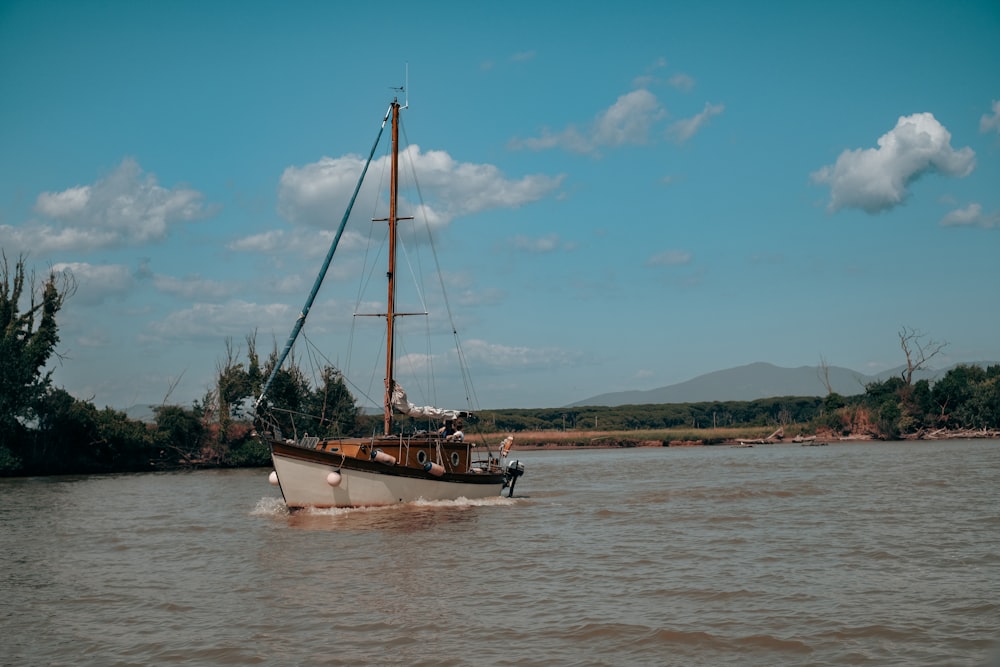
[568,361,997,407]
[125,405,159,423]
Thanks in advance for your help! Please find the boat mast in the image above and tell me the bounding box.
[383,99,401,436]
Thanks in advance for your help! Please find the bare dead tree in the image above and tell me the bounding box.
[899,326,948,385]
[162,368,186,405]
[818,355,834,395]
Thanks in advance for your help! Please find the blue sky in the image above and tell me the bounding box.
[2,1,998,411]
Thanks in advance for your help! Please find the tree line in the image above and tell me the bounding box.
[483,364,1000,441]
[1,254,998,476]
[0,254,367,476]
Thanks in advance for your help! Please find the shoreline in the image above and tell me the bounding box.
[495,428,1000,451]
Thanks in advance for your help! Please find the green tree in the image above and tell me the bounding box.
[938,364,1000,430]
[304,365,359,436]
[0,254,73,471]
[862,376,907,439]
[255,351,313,439]
[962,365,1000,429]
[216,334,263,423]
[28,388,156,474]
[154,405,206,465]
[932,364,984,428]
[32,387,100,472]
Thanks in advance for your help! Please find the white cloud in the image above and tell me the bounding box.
[668,73,695,92]
[455,286,506,308]
[272,273,306,295]
[461,338,581,370]
[229,227,367,258]
[153,274,235,300]
[0,159,214,255]
[277,154,368,228]
[35,185,91,218]
[940,203,999,229]
[0,224,119,254]
[76,328,113,349]
[43,158,212,243]
[646,250,692,266]
[419,146,563,217]
[593,90,665,148]
[436,272,506,307]
[510,89,665,155]
[633,57,673,89]
[228,229,289,253]
[143,300,295,343]
[277,146,562,231]
[980,100,1000,134]
[52,262,133,305]
[812,112,975,214]
[667,102,724,143]
[510,233,565,253]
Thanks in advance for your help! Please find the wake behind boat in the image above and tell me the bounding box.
[254,97,524,509]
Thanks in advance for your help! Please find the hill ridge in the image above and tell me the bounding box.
[568,361,997,407]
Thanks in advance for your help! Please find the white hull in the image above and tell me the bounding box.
[271,449,504,508]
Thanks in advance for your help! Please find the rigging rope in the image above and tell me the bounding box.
[399,121,480,414]
[255,103,394,411]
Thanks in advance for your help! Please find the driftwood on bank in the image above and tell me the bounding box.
[738,427,784,445]
[904,427,1000,440]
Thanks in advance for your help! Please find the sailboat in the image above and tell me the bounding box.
[253,97,524,509]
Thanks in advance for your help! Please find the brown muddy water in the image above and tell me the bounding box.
[3,439,998,666]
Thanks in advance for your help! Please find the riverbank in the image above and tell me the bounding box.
[486,426,1000,450]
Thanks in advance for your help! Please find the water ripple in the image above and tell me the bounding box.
[3,440,999,666]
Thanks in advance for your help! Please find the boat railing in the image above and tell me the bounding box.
[299,435,320,449]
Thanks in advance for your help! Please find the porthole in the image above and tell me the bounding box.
[450,452,460,466]
[417,450,427,465]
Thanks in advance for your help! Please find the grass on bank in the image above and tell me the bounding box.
[475,426,787,448]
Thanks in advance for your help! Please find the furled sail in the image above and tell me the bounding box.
[390,384,470,420]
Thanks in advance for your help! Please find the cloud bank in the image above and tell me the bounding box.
[0,159,214,254]
[276,146,563,230]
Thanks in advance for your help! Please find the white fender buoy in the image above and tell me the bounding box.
[371,449,396,465]
[499,435,514,458]
[268,471,279,486]
[326,471,342,487]
[423,462,445,476]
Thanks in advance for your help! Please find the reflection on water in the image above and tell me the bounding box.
[3,440,999,666]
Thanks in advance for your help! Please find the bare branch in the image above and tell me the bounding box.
[817,355,834,395]
[162,369,186,405]
[898,326,948,385]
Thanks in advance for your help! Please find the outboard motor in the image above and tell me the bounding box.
[503,459,525,497]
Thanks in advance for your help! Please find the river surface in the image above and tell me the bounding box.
[2,439,999,666]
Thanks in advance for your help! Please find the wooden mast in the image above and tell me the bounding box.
[382,99,400,437]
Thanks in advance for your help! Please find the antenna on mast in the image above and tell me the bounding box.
[391,63,408,109]
[402,63,409,109]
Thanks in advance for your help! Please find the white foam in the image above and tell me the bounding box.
[250,496,289,516]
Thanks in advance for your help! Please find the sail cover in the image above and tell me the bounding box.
[390,384,470,420]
